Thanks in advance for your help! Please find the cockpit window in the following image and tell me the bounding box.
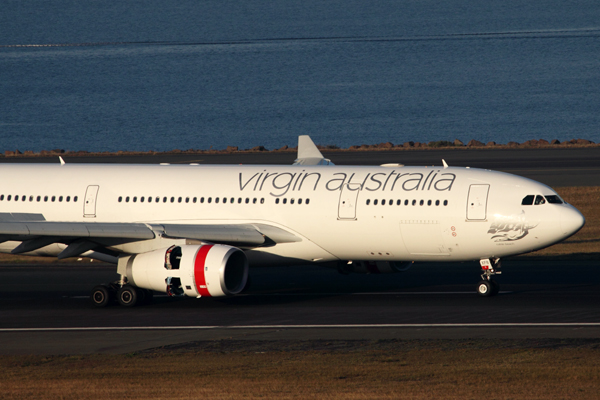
[545,195,563,204]
[521,195,534,205]
[534,195,546,205]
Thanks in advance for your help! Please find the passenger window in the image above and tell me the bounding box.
[208,197,212,203]
[275,198,280,204]
[381,199,385,205]
[412,200,416,206]
[521,195,535,205]
[66,196,70,202]
[231,197,235,203]
[238,198,242,204]
[22,195,26,201]
[366,199,370,205]
[30,196,34,202]
[545,195,563,204]
[435,200,440,206]
[185,197,189,203]
[261,198,265,204]
[74,196,78,202]
[443,200,448,206]
[404,200,409,206]
[245,198,249,204]
[306,199,310,205]
[298,198,302,205]
[419,200,424,206]
[534,195,546,205]
[283,198,287,204]
[133,197,137,203]
[141,197,145,203]
[427,200,432,206]
[253,198,257,204]
[0,195,3,201]
[389,199,392,205]
[178,197,182,203]
[215,197,220,204]
[126,197,130,203]
[374,199,378,205]
[397,200,401,205]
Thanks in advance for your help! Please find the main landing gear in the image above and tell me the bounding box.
[477,258,501,297]
[90,281,153,307]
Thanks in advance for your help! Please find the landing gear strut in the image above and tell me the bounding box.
[477,258,501,297]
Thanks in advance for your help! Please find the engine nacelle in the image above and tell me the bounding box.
[124,244,248,297]
[338,260,412,274]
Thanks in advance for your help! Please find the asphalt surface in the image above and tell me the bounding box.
[0,148,599,354]
[1,256,599,354]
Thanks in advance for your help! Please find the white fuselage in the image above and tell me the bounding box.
[0,163,585,264]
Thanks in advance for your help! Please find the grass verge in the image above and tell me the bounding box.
[1,340,598,399]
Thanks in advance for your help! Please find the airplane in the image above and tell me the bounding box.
[0,136,585,306]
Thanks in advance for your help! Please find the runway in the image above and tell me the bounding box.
[1,257,599,354]
[0,148,599,355]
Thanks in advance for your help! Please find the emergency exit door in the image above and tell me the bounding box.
[338,183,360,220]
[466,184,489,220]
[84,185,99,218]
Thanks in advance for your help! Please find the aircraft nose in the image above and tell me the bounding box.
[560,205,585,237]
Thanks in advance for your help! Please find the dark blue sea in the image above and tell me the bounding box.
[1,1,599,152]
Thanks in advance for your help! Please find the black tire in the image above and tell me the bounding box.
[491,280,500,296]
[142,289,154,305]
[477,280,494,297]
[117,285,138,307]
[91,285,113,307]
[136,287,147,304]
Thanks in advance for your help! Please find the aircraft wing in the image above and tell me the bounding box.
[0,213,300,259]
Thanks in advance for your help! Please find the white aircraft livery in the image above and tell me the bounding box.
[0,136,585,305]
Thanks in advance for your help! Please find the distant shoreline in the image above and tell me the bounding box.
[2,138,598,158]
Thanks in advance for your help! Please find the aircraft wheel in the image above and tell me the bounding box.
[91,285,114,307]
[477,280,495,297]
[117,285,139,307]
[491,280,500,296]
[141,289,154,305]
[146,289,154,304]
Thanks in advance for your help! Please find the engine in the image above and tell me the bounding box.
[124,244,248,297]
[338,260,412,274]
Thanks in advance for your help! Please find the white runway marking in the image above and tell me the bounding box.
[2,323,600,332]
[67,291,505,299]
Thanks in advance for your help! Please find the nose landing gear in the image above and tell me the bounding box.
[477,258,501,297]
